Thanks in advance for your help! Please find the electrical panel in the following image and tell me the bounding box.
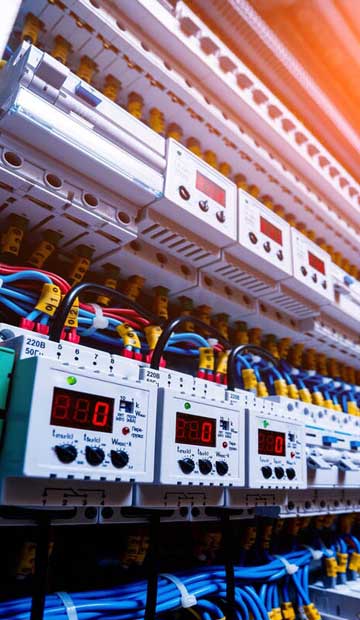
[148,139,237,247]
[245,402,306,489]
[289,228,334,305]
[154,388,244,487]
[0,356,157,485]
[234,190,292,280]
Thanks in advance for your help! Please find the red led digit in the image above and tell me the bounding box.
[73,398,90,423]
[196,171,226,207]
[308,251,325,275]
[52,393,70,420]
[260,217,282,246]
[201,421,213,443]
[50,388,114,433]
[258,429,285,456]
[189,420,200,441]
[274,435,284,455]
[175,412,216,447]
[266,433,274,453]
[176,416,186,441]
[92,401,110,427]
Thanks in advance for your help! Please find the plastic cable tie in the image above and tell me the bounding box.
[160,573,197,608]
[56,591,78,620]
[304,546,323,560]
[81,304,109,336]
[91,304,109,330]
[274,555,298,574]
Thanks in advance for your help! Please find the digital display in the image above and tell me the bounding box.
[196,171,226,207]
[258,429,286,456]
[260,216,283,246]
[308,251,325,275]
[50,388,114,433]
[175,412,216,447]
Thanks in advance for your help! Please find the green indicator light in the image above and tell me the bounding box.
[184,402,191,410]
[67,376,77,386]
[263,420,270,428]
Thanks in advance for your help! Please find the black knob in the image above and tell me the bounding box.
[263,241,271,253]
[110,450,129,469]
[286,468,296,480]
[216,211,226,223]
[312,273,317,283]
[215,461,229,476]
[54,444,77,464]
[178,458,195,474]
[249,232,258,244]
[322,280,327,289]
[199,199,209,212]
[85,446,105,466]
[178,185,190,201]
[261,466,272,479]
[301,266,307,276]
[275,466,284,479]
[276,249,284,261]
[198,459,212,475]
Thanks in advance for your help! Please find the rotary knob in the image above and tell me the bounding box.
[215,461,229,476]
[178,185,190,201]
[276,249,284,261]
[110,450,129,469]
[275,466,285,479]
[263,241,271,253]
[198,459,212,475]
[261,466,272,479]
[249,232,258,244]
[199,199,209,212]
[216,211,226,223]
[54,444,77,464]
[286,468,296,480]
[312,273,317,283]
[178,458,195,474]
[85,446,105,466]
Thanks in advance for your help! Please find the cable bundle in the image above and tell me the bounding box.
[0,550,314,620]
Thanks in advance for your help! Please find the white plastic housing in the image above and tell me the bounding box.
[154,388,245,487]
[288,228,334,305]
[1,356,157,484]
[245,400,306,489]
[231,190,292,280]
[150,139,237,247]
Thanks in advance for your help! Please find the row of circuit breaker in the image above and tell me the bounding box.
[2,329,360,509]
[0,44,359,336]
